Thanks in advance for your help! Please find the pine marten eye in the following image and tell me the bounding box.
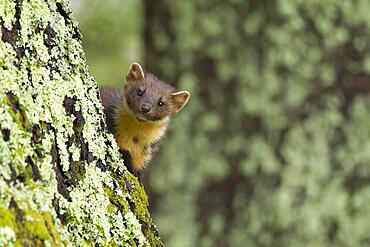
[136,89,144,97]
[157,101,165,107]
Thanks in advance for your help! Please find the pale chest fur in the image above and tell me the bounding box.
[114,107,168,171]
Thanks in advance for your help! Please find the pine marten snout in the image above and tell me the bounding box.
[100,63,190,176]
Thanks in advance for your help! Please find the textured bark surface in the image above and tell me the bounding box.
[0,0,163,246]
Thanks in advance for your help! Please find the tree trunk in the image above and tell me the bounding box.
[0,0,163,246]
[144,1,370,246]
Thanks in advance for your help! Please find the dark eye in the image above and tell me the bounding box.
[136,89,144,97]
[157,101,165,107]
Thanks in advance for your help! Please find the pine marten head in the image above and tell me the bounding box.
[124,63,190,122]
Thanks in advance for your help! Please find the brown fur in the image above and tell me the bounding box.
[100,63,190,175]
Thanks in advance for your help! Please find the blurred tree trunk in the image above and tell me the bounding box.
[144,1,370,247]
[0,0,163,246]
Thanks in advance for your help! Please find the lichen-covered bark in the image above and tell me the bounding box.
[0,0,163,246]
[145,1,370,247]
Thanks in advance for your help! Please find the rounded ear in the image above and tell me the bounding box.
[126,63,145,81]
[171,91,190,113]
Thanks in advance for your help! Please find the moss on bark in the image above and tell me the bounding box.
[0,0,163,246]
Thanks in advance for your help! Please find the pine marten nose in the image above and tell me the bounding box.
[141,103,151,113]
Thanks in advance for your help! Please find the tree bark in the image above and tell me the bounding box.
[0,0,163,246]
[144,1,370,246]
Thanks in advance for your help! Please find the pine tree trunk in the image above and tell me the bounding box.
[0,0,163,246]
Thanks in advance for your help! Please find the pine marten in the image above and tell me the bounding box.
[99,63,190,176]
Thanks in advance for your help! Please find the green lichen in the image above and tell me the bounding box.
[0,0,162,245]
[123,212,148,246]
[58,164,152,246]
[0,206,61,246]
[0,0,15,30]
[104,184,130,212]
[69,143,80,162]
[24,210,60,244]
[0,226,16,247]
[0,208,16,230]
[19,0,51,45]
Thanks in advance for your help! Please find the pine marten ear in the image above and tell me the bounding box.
[171,91,190,113]
[126,63,145,82]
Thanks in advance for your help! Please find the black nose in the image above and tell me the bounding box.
[141,104,151,113]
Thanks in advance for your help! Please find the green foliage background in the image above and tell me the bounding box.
[71,0,143,85]
[74,1,370,246]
